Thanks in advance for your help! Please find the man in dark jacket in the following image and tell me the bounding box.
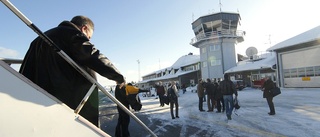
[114,83,148,137]
[218,74,237,120]
[125,83,149,111]
[214,78,224,113]
[19,16,125,127]
[261,77,276,115]
[197,79,205,112]
[115,85,130,137]
[155,81,166,107]
[204,79,216,112]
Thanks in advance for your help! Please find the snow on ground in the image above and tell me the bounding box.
[130,87,320,137]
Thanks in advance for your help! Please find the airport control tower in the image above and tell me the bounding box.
[190,12,245,80]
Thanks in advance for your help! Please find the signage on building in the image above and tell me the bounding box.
[302,77,311,81]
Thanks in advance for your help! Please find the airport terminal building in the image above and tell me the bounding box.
[268,25,320,88]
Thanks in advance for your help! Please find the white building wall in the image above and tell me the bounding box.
[279,46,320,87]
[284,77,320,87]
[222,39,237,75]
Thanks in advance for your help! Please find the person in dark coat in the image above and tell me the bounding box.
[115,85,130,137]
[168,81,179,119]
[155,81,166,107]
[261,77,276,115]
[182,84,187,94]
[204,79,216,112]
[125,83,149,111]
[197,79,205,112]
[19,15,125,127]
[218,74,237,120]
[214,78,225,113]
[115,83,149,137]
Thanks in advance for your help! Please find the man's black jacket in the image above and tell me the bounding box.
[19,21,125,126]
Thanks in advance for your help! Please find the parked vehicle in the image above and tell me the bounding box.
[252,79,265,88]
[232,80,245,91]
[142,87,156,97]
[186,84,198,93]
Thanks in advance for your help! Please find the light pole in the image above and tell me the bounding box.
[137,59,140,82]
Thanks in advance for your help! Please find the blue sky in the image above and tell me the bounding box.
[1,0,320,86]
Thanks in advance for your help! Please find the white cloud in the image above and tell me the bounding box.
[0,47,19,58]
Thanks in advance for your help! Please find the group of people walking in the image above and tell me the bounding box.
[197,74,238,120]
[197,74,277,120]
[114,75,277,136]
[153,73,276,122]
[153,74,238,121]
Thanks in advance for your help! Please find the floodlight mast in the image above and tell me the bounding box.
[0,0,157,136]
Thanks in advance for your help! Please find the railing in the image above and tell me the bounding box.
[190,30,245,45]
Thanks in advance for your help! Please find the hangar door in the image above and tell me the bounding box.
[281,46,320,87]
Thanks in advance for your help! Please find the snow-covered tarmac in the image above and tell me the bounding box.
[100,87,320,137]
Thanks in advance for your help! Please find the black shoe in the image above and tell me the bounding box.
[176,116,179,118]
[200,110,205,112]
[227,115,232,120]
[216,111,221,113]
[268,112,275,115]
[207,110,213,112]
[172,117,175,119]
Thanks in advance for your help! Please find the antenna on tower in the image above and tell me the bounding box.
[267,34,272,48]
[219,0,222,12]
[192,13,194,22]
[268,34,272,45]
[264,34,272,45]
